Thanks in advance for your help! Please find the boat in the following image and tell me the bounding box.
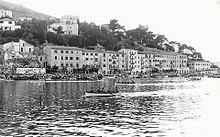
[188,76,201,81]
[85,88,120,97]
[85,92,120,97]
[115,79,136,85]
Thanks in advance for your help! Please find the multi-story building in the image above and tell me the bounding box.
[2,39,34,62]
[119,49,146,74]
[0,17,21,31]
[100,50,125,74]
[47,15,79,35]
[120,48,190,74]
[188,59,211,72]
[43,45,83,69]
[0,9,13,18]
[43,44,125,74]
[0,9,21,31]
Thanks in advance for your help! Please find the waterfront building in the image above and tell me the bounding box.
[2,39,34,62]
[43,44,125,74]
[0,17,21,31]
[187,59,211,73]
[47,15,79,35]
[100,50,125,74]
[0,9,12,18]
[43,45,83,70]
[120,48,190,74]
[119,49,145,74]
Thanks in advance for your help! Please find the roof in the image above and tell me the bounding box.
[45,45,82,51]
[0,17,14,21]
[45,44,123,54]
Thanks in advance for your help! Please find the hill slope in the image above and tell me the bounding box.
[0,0,53,20]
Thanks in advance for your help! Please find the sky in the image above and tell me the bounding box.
[4,0,220,62]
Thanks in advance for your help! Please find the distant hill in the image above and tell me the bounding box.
[0,0,53,20]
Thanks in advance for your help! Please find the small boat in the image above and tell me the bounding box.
[115,80,135,85]
[188,76,201,81]
[85,92,120,97]
[85,88,120,97]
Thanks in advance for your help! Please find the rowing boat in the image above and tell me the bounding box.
[85,92,120,97]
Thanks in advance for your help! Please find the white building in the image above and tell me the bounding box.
[47,15,79,35]
[0,17,21,31]
[0,9,12,18]
[188,60,211,72]
[119,49,145,74]
[2,40,34,62]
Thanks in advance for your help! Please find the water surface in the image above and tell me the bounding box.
[0,77,219,137]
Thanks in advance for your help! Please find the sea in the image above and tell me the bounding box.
[0,77,219,137]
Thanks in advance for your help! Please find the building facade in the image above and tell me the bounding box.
[43,44,125,74]
[188,60,211,72]
[47,15,79,35]
[2,39,34,62]
[43,45,83,69]
[0,17,21,31]
[0,9,12,18]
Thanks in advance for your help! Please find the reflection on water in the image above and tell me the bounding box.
[0,77,220,137]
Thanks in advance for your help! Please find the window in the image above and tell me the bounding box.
[86,58,89,61]
[71,51,73,54]
[103,53,106,58]
[20,48,23,52]
[90,53,93,55]
[61,56,63,60]
[86,53,88,55]
[29,48,32,52]
[61,63,64,67]
[9,21,12,24]
[95,58,98,62]
[55,56,57,60]
[95,53,98,56]
[82,52,85,55]
[76,57,79,60]
[70,57,73,60]
[91,58,93,60]
[66,50,69,54]
[109,59,112,62]
[61,50,64,53]
[54,50,58,53]
[40,57,43,61]
[65,56,68,60]
[103,64,106,67]
[70,63,73,67]
[103,59,106,62]
[66,63,69,67]
[76,63,79,68]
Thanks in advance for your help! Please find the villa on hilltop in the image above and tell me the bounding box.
[0,9,21,31]
[47,15,79,35]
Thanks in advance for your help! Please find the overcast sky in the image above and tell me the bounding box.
[5,0,220,62]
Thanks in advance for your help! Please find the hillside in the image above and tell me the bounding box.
[0,0,53,20]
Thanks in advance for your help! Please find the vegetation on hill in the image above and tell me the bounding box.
[0,17,203,59]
